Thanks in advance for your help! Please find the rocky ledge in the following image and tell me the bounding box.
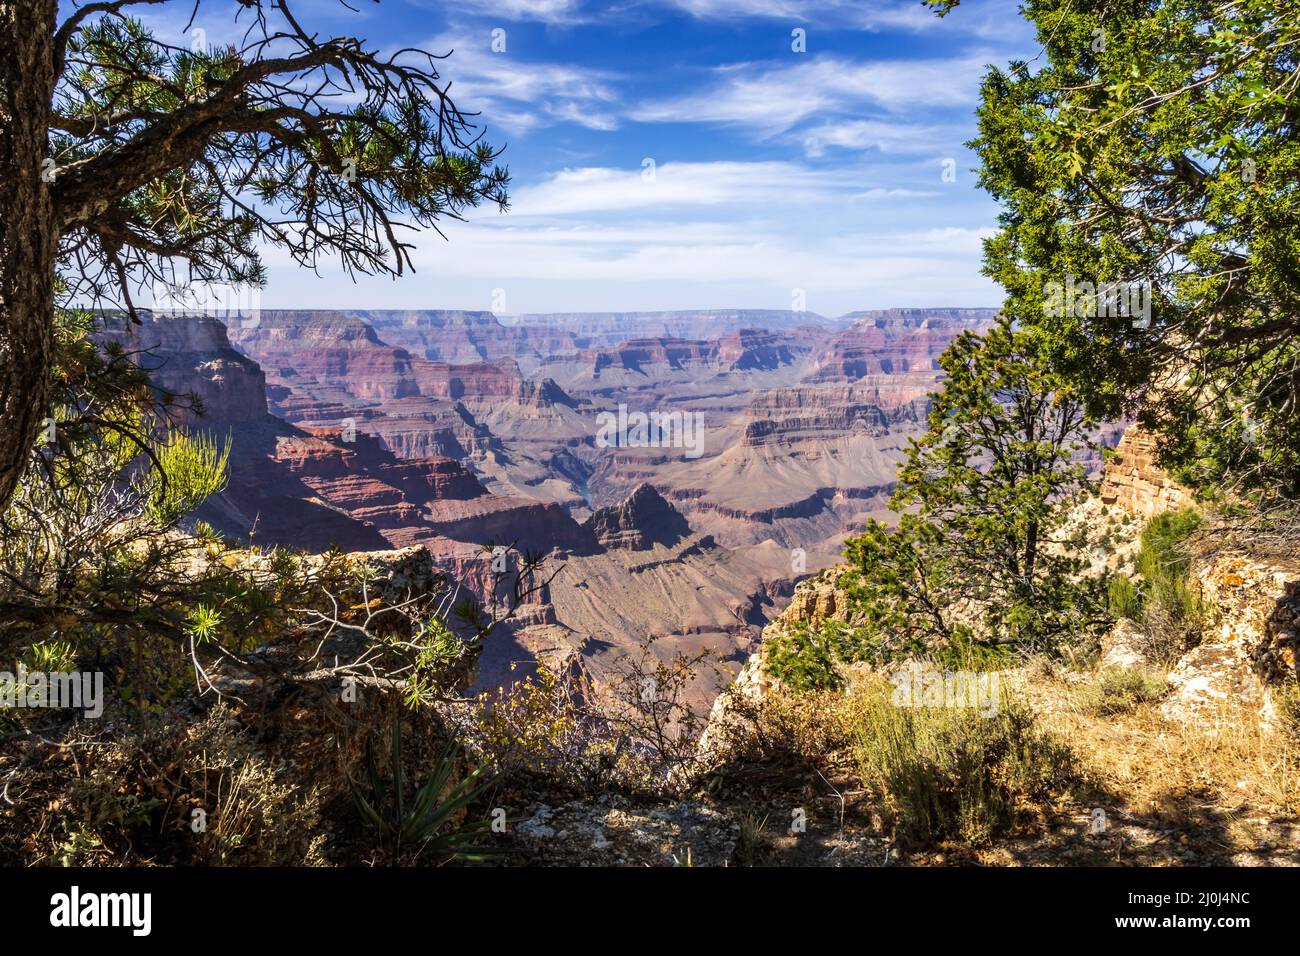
[510,799,739,866]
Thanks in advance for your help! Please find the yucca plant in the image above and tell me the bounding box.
[352,713,500,861]
[22,639,77,673]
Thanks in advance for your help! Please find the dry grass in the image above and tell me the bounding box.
[1015,665,1300,858]
[1075,666,1169,716]
[844,676,1080,846]
[712,660,1300,865]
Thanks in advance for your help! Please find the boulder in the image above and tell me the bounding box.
[1099,618,1152,670]
[1159,552,1300,724]
[1162,640,1264,723]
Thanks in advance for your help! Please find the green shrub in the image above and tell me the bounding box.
[352,712,498,861]
[146,429,231,526]
[1078,667,1169,716]
[1274,682,1300,736]
[1139,508,1201,599]
[1115,508,1207,662]
[763,620,876,691]
[21,639,77,673]
[848,678,1078,846]
[929,633,1015,672]
[1107,574,1142,620]
[764,615,1011,692]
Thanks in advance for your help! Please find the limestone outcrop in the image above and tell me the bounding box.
[1161,553,1300,724]
[1099,426,1197,519]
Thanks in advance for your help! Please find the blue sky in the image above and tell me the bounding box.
[139,0,1041,316]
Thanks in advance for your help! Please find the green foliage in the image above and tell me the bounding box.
[51,9,509,318]
[1078,667,1169,716]
[848,679,1078,846]
[929,633,1016,673]
[1276,683,1300,737]
[185,605,223,644]
[146,430,230,527]
[21,639,77,674]
[1138,508,1202,587]
[763,620,877,692]
[831,319,1106,666]
[841,515,968,652]
[1107,574,1142,620]
[192,521,224,546]
[352,713,498,860]
[967,0,1300,498]
[1107,508,1205,661]
[402,618,468,709]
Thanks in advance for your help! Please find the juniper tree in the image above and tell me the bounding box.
[843,319,1103,653]
[0,0,508,512]
[948,0,1300,497]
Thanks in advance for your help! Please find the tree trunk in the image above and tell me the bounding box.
[0,1,57,514]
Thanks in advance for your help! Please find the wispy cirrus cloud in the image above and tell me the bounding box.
[428,35,624,133]
[800,118,960,158]
[658,0,937,31]
[408,0,587,25]
[504,160,945,218]
[629,54,990,142]
[654,0,1032,38]
[408,0,1017,36]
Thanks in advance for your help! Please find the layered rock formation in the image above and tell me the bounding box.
[100,311,268,424]
[229,310,421,401]
[803,309,995,383]
[1160,552,1300,724]
[1099,426,1197,518]
[132,304,1052,713]
[361,310,573,369]
[582,483,692,550]
[511,309,846,346]
[122,310,830,709]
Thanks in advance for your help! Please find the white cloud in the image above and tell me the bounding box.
[851,187,940,200]
[901,226,998,251]
[499,159,947,218]
[401,218,984,291]
[659,0,934,31]
[801,118,958,157]
[507,160,868,216]
[374,161,992,296]
[409,0,585,24]
[658,0,1027,38]
[630,55,989,139]
[430,37,624,134]
[259,155,999,313]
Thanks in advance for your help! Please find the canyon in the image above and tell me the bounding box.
[113,305,998,706]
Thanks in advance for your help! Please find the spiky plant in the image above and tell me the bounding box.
[352,712,500,861]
